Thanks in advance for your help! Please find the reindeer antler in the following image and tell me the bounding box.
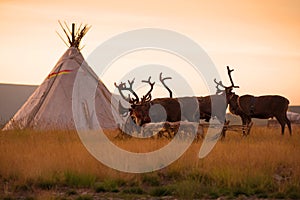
[141,76,155,103]
[227,66,239,88]
[214,66,240,96]
[159,72,173,98]
[214,78,226,94]
[114,78,139,104]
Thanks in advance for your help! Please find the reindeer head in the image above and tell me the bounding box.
[115,73,174,126]
[130,76,155,126]
[115,76,155,126]
[214,66,239,102]
[114,78,139,118]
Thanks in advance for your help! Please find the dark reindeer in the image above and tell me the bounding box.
[197,93,229,124]
[218,66,292,135]
[116,73,229,130]
[115,74,186,126]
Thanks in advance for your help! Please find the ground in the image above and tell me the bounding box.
[0,125,299,199]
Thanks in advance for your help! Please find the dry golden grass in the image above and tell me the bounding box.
[0,125,299,198]
[0,130,115,180]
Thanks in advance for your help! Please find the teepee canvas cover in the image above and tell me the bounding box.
[3,24,118,130]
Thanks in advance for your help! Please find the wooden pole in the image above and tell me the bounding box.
[72,23,75,44]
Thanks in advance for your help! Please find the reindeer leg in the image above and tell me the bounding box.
[285,115,292,136]
[219,117,227,140]
[275,116,286,135]
[221,120,229,140]
[241,116,248,136]
[241,115,251,137]
[245,117,252,136]
[247,121,253,135]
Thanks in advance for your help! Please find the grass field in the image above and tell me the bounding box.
[0,126,299,199]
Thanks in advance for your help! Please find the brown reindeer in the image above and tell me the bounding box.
[115,74,187,126]
[197,94,229,124]
[116,73,228,126]
[218,66,292,135]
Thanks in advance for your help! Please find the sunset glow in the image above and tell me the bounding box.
[0,0,300,104]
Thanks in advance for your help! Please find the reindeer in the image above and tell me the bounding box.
[115,73,229,138]
[197,94,229,124]
[114,79,142,136]
[115,74,185,126]
[217,66,292,135]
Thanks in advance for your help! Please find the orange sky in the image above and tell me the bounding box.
[0,0,300,104]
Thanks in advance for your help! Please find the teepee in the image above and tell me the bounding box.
[3,23,119,130]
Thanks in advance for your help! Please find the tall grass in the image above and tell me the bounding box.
[0,126,299,198]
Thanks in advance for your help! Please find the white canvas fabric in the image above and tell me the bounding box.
[287,111,300,123]
[3,47,119,130]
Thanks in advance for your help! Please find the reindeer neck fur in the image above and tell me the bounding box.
[228,93,242,115]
